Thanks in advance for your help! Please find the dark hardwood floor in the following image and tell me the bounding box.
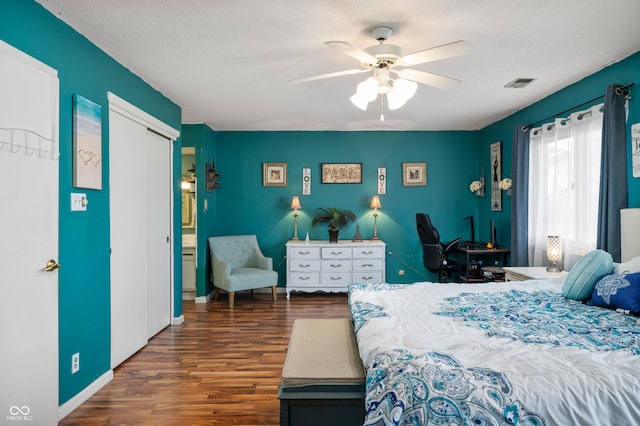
[59,291,351,426]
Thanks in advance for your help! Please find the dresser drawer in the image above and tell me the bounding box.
[321,259,351,272]
[289,259,320,272]
[352,272,383,283]
[352,259,382,271]
[321,247,352,259]
[288,272,320,285]
[352,246,384,259]
[289,247,321,259]
[321,272,351,285]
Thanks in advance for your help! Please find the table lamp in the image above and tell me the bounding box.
[370,196,382,240]
[290,196,301,240]
[546,235,562,272]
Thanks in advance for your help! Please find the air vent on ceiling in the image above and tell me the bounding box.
[504,78,535,88]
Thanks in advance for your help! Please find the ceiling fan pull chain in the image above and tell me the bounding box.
[380,96,385,122]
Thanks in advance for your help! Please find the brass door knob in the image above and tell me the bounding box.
[44,259,61,272]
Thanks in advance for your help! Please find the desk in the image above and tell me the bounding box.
[452,244,510,282]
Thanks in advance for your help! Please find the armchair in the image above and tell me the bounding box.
[208,235,278,308]
[416,213,462,283]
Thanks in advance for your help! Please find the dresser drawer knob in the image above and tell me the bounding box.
[329,263,343,268]
[329,276,343,281]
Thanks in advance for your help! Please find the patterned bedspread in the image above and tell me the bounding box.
[349,280,640,426]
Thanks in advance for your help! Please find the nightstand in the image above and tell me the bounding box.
[503,266,568,281]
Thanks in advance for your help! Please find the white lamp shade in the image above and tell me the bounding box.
[387,79,417,110]
[350,93,369,110]
[290,196,301,210]
[370,195,382,209]
[357,78,379,102]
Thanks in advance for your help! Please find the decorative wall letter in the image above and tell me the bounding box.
[302,167,311,195]
[377,167,386,194]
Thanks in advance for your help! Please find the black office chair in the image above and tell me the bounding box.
[416,213,462,283]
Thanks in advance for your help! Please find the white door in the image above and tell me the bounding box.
[109,111,150,368]
[146,129,171,338]
[0,41,59,424]
[109,96,174,368]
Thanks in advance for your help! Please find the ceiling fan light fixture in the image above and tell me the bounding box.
[350,93,369,110]
[357,78,379,102]
[387,79,417,110]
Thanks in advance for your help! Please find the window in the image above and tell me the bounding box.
[528,104,604,270]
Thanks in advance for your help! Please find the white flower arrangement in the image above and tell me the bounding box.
[469,180,483,192]
[499,178,512,190]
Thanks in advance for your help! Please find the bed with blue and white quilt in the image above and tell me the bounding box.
[349,272,640,426]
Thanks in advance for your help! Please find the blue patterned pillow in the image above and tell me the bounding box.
[588,272,640,314]
[562,249,613,300]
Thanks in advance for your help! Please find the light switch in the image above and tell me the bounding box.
[71,193,88,211]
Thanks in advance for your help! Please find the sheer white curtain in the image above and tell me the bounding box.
[528,104,604,270]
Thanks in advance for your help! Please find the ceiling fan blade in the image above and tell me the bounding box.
[288,68,370,84]
[396,68,462,90]
[325,41,379,65]
[398,40,473,67]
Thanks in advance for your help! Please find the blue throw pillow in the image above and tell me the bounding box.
[562,249,613,300]
[588,272,640,314]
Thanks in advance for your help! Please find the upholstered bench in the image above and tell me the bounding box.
[278,318,366,426]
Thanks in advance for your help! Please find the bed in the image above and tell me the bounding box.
[348,276,640,425]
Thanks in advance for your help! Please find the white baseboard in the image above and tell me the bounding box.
[58,370,113,420]
[172,314,184,325]
[193,287,285,303]
[194,290,214,304]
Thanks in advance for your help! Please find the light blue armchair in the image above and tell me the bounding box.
[208,235,278,308]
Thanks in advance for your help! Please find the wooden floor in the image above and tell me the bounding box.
[59,291,351,426]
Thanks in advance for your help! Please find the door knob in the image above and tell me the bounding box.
[44,259,61,272]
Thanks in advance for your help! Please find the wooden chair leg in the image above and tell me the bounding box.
[213,287,220,301]
[271,286,277,302]
[228,292,235,309]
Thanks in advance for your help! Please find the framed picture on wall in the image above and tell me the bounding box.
[321,163,362,184]
[402,162,427,186]
[263,162,287,187]
[490,141,502,211]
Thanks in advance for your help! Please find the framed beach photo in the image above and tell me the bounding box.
[402,162,427,186]
[263,162,287,187]
[321,163,362,184]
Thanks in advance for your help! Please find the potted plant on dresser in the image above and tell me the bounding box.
[311,207,356,243]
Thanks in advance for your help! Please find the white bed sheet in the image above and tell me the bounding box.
[349,279,640,425]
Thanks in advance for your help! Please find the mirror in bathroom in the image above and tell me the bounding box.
[181,147,196,229]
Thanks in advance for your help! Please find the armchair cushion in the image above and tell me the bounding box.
[208,235,278,293]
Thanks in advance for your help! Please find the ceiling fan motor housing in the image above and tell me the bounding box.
[365,44,403,66]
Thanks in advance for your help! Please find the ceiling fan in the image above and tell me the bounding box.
[289,26,473,112]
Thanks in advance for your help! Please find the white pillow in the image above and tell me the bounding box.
[614,256,640,275]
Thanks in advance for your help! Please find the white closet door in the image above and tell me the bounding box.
[146,129,171,338]
[109,111,149,368]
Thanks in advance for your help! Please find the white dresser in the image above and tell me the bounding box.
[286,240,386,299]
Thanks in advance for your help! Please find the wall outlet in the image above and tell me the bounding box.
[398,269,405,275]
[71,353,80,374]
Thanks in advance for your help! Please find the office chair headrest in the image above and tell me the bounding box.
[416,213,440,244]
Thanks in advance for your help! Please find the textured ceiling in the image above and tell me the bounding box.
[36,0,640,131]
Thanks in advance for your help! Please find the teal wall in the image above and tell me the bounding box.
[209,131,481,285]
[1,1,182,405]
[182,124,218,297]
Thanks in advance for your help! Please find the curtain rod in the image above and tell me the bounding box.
[523,83,634,131]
